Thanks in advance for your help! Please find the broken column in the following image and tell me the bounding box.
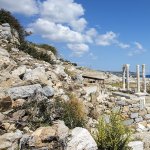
[122,64,126,90]
[126,64,130,91]
[136,65,140,93]
[142,64,146,93]
[135,93,146,110]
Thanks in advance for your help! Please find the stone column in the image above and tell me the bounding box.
[142,64,146,93]
[122,65,126,90]
[136,65,140,93]
[126,64,130,91]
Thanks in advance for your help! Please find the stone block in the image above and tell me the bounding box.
[122,106,129,112]
[128,141,143,150]
[139,109,147,117]
[130,107,139,112]
[135,117,143,123]
[116,100,126,106]
[7,84,42,99]
[123,119,134,126]
[130,113,138,119]
[144,114,150,120]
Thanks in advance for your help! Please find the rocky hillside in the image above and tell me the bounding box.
[0,21,102,149]
[0,15,149,149]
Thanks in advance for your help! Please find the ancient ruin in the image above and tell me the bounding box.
[122,64,147,94]
[122,64,147,110]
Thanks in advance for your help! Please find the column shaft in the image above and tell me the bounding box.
[126,64,130,91]
[122,65,126,90]
[142,64,146,93]
[136,65,140,93]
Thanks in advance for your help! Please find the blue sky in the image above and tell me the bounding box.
[1,0,150,73]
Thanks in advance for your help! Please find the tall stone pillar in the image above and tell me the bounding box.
[126,64,130,91]
[142,64,146,93]
[136,65,140,93]
[122,65,126,90]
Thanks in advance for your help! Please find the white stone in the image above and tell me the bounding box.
[123,119,134,126]
[23,67,47,83]
[42,85,54,97]
[128,141,143,150]
[137,123,148,132]
[130,113,138,119]
[11,65,27,77]
[53,65,68,77]
[0,130,22,150]
[0,47,10,57]
[83,86,98,96]
[11,47,19,52]
[7,84,42,99]
[66,127,97,150]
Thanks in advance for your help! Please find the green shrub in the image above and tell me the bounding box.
[61,94,86,129]
[94,112,131,150]
[19,42,54,63]
[0,9,25,43]
[38,44,58,56]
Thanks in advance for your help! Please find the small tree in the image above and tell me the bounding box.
[94,112,131,150]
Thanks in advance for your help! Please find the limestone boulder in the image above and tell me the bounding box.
[0,47,10,68]
[66,127,97,150]
[27,120,69,149]
[11,47,19,52]
[0,130,22,150]
[53,65,68,78]
[23,67,48,83]
[0,23,12,40]
[53,120,69,140]
[132,132,150,150]
[0,47,10,57]
[11,65,27,77]
[128,141,143,150]
[42,85,54,97]
[7,84,42,99]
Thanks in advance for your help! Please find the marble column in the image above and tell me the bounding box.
[142,64,146,93]
[126,64,130,91]
[122,64,126,90]
[136,65,140,93]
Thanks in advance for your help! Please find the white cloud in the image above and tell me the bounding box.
[96,31,130,49]
[67,43,89,56]
[86,28,97,38]
[1,0,140,57]
[134,42,143,50]
[70,18,87,32]
[128,42,146,56]
[40,0,84,23]
[96,31,117,46]
[0,0,38,15]
[115,41,130,49]
[39,0,86,32]
[28,18,85,43]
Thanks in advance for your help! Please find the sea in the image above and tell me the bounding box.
[146,75,150,78]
